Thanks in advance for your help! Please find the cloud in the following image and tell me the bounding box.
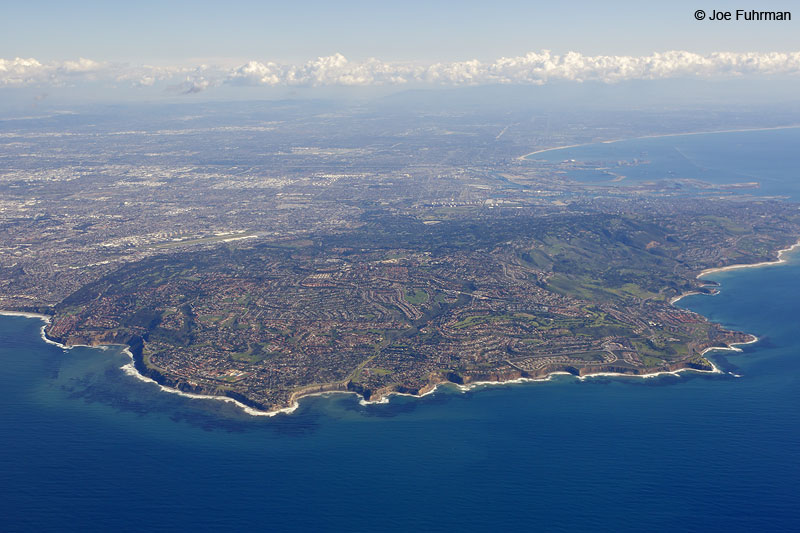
[0,57,46,86]
[228,54,420,87]
[59,57,103,74]
[3,50,800,93]
[173,77,212,94]
[224,50,800,89]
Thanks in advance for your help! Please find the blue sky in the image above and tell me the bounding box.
[2,0,798,64]
[1,0,798,103]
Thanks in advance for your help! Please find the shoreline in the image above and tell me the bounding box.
[670,239,800,306]
[264,251,795,409]
[118,352,297,417]
[0,310,53,321]
[516,124,800,161]
[306,361,727,411]
[4,237,794,418]
[0,311,292,417]
[669,291,702,305]
[701,334,759,355]
[0,308,740,416]
[697,241,800,278]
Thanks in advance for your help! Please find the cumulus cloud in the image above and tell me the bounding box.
[173,77,213,94]
[228,53,421,87]
[0,57,47,86]
[3,50,800,93]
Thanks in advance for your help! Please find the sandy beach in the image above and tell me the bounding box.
[698,241,800,277]
[0,310,51,321]
[669,239,800,306]
[669,291,701,305]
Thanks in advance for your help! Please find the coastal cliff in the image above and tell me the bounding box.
[126,336,272,412]
[32,317,752,414]
[28,313,761,414]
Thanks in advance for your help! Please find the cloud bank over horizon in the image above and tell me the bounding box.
[3,50,800,94]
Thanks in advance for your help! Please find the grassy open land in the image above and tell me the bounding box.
[404,289,429,305]
[631,336,690,358]
[698,215,749,234]
[546,274,664,302]
[566,351,608,362]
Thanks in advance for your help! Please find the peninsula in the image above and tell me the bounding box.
[36,204,799,413]
[3,102,800,414]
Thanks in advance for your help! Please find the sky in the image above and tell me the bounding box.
[1,0,799,101]
[3,0,799,62]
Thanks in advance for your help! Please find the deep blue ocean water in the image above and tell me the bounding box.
[3,130,800,532]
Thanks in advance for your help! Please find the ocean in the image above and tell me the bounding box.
[3,130,800,531]
[530,126,800,201]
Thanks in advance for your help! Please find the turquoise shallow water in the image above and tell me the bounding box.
[3,129,800,531]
